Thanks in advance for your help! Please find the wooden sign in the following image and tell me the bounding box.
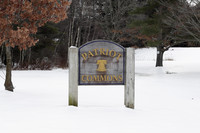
[79,40,125,85]
[68,40,135,109]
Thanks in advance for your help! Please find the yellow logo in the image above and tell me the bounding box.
[96,60,107,72]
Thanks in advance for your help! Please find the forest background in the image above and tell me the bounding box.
[0,0,199,70]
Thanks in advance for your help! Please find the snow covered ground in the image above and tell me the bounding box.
[0,47,200,133]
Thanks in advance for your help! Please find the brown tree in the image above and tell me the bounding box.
[0,0,70,91]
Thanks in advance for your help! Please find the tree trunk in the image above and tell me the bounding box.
[28,48,31,68]
[75,26,80,47]
[4,46,14,92]
[156,45,165,67]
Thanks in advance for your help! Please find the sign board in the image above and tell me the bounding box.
[79,40,125,85]
[68,40,135,109]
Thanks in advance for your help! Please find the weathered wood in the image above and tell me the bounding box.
[79,40,125,85]
[69,46,78,106]
[125,48,135,109]
[68,41,135,109]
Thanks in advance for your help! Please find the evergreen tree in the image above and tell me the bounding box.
[129,0,178,67]
[33,22,59,69]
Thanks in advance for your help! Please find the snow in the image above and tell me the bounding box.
[70,46,77,48]
[0,47,200,133]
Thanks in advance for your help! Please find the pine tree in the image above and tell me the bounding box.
[129,0,178,67]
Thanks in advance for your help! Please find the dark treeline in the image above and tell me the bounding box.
[0,0,140,69]
[0,0,199,69]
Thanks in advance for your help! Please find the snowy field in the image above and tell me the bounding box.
[0,47,200,133]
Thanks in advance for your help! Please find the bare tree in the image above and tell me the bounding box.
[162,0,200,44]
[97,0,138,42]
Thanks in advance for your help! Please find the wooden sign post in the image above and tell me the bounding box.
[68,46,78,106]
[68,40,135,109]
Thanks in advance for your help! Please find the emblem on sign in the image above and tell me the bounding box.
[96,60,107,72]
